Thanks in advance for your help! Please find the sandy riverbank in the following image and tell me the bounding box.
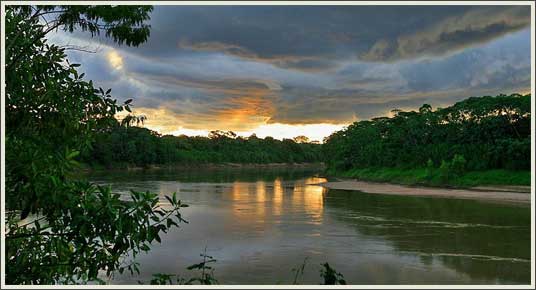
[314,180,531,205]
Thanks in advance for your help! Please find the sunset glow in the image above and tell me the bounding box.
[117,107,348,142]
[168,123,347,142]
[54,5,530,141]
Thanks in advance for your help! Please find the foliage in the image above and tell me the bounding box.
[291,257,309,284]
[83,126,323,168]
[7,5,152,68]
[425,159,434,180]
[328,167,530,187]
[145,255,348,285]
[293,135,310,144]
[450,154,467,175]
[146,248,218,285]
[320,263,346,285]
[147,274,177,285]
[438,154,467,183]
[5,5,187,285]
[184,249,218,285]
[439,160,453,183]
[323,94,531,182]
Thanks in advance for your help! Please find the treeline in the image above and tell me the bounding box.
[82,126,323,168]
[323,93,531,173]
[84,93,530,173]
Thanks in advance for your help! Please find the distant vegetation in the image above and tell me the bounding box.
[323,93,531,186]
[83,93,531,188]
[83,126,323,168]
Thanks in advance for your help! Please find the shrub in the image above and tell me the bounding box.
[425,159,435,180]
[439,160,452,183]
[450,154,467,176]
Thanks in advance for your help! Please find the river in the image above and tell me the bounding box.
[87,167,531,285]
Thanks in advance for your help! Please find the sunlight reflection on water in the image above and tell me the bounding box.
[87,169,530,285]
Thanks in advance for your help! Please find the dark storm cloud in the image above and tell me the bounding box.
[51,5,531,133]
[360,6,530,62]
[115,5,531,69]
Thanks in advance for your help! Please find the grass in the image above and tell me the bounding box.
[327,167,531,188]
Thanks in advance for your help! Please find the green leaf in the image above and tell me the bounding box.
[164,196,173,205]
[66,150,80,160]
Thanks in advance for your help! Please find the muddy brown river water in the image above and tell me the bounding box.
[87,168,531,285]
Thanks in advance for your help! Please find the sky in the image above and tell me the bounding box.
[50,5,532,142]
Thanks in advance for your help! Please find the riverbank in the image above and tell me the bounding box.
[315,180,531,204]
[79,162,326,172]
[326,167,531,187]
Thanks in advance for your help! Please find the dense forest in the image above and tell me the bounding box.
[83,125,323,168]
[84,93,531,180]
[322,93,531,185]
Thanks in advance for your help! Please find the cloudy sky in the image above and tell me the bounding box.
[51,5,532,141]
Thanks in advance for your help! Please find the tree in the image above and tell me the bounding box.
[208,130,237,140]
[81,125,323,167]
[293,135,310,144]
[5,5,186,284]
[419,104,432,114]
[7,5,152,68]
[120,113,147,128]
[323,94,531,175]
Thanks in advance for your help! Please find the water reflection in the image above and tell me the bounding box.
[272,178,283,217]
[87,169,530,285]
[293,177,326,225]
[324,190,531,284]
[228,177,327,232]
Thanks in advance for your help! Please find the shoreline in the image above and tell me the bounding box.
[314,179,531,205]
[325,168,530,188]
[80,162,326,172]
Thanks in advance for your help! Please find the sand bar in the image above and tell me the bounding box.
[314,180,531,205]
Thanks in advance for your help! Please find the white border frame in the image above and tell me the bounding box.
[1,1,534,289]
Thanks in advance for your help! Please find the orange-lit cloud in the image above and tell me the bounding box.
[125,71,282,131]
[54,5,530,140]
[213,94,276,131]
[116,106,347,142]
